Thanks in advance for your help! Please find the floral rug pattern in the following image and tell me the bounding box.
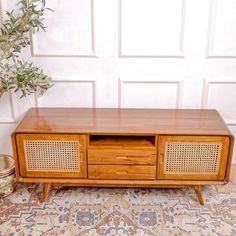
[0,169,236,236]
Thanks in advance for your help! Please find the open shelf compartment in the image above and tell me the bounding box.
[89,135,156,149]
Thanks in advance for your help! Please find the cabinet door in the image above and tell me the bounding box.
[16,134,87,178]
[157,136,230,180]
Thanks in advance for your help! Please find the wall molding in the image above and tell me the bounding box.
[206,0,236,58]
[35,80,97,108]
[1,80,97,124]
[118,0,186,58]
[118,78,183,108]
[30,0,97,58]
[201,79,236,125]
[0,0,7,23]
[0,0,3,23]
[0,91,16,124]
[226,120,236,126]
[0,121,17,125]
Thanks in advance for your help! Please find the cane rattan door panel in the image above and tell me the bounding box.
[157,136,230,180]
[16,134,87,178]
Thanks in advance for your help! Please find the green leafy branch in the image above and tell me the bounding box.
[0,0,53,98]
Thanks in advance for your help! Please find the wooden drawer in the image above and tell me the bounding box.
[88,149,156,165]
[88,165,156,180]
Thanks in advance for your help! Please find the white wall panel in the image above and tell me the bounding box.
[0,93,14,123]
[31,0,95,57]
[0,0,3,22]
[119,0,185,57]
[207,0,236,57]
[12,93,36,121]
[37,80,96,108]
[119,79,183,108]
[0,124,17,155]
[202,79,236,124]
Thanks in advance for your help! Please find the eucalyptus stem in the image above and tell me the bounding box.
[0,0,53,98]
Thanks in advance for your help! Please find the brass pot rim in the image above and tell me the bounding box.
[0,154,15,177]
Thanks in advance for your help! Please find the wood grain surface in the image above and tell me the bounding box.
[88,165,156,180]
[14,108,232,136]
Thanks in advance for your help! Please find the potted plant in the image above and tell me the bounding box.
[0,0,52,197]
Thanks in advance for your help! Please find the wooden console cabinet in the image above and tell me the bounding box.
[12,108,234,204]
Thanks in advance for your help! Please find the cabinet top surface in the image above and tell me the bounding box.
[14,108,231,136]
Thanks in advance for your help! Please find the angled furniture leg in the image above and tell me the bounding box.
[39,183,51,203]
[194,185,204,205]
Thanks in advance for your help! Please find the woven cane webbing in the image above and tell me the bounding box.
[24,140,80,171]
[164,142,222,174]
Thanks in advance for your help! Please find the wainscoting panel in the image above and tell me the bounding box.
[207,0,236,57]
[119,0,185,57]
[202,79,236,125]
[118,78,183,108]
[37,80,96,108]
[0,93,15,123]
[31,0,96,57]
[0,124,17,154]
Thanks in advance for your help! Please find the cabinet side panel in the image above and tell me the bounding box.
[225,135,235,182]
[11,133,21,181]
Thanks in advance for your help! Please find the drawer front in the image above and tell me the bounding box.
[16,134,87,178]
[88,165,156,180]
[88,149,156,165]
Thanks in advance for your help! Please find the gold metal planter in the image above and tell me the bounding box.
[0,155,15,198]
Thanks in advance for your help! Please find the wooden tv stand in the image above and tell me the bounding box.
[12,108,234,205]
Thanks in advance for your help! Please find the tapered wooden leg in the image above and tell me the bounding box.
[194,185,204,205]
[39,183,51,203]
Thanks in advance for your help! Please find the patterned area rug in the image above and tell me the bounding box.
[1,169,236,236]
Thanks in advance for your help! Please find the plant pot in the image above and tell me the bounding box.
[0,155,15,198]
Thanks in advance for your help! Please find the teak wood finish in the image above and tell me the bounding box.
[157,136,230,181]
[12,108,234,204]
[16,134,87,178]
[88,165,156,180]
